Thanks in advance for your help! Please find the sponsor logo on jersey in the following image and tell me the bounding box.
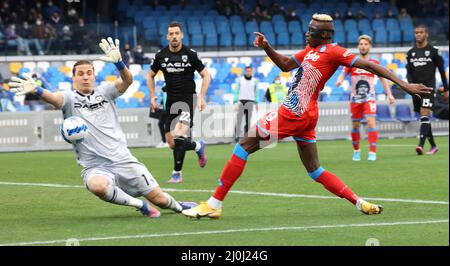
[74,99,109,110]
[410,57,433,67]
[353,68,371,75]
[304,51,320,62]
[161,61,192,73]
[343,50,352,58]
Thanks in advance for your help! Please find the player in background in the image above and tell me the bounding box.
[182,14,432,219]
[406,25,448,155]
[336,35,395,161]
[147,21,211,184]
[8,37,196,218]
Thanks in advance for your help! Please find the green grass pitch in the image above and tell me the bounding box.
[0,137,448,246]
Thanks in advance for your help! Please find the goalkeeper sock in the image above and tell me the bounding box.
[351,128,360,151]
[367,127,378,153]
[161,192,183,212]
[101,184,144,208]
[309,167,358,205]
[212,144,248,201]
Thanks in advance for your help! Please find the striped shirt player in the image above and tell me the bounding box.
[336,35,395,161]
[8,37,196,218]
[181,14,431,219]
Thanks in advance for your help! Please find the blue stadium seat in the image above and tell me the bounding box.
[260,21,274,34]
[374,29,387,45]
[288,20,301,34]
[230,20,245,35]
[274,20,288,33]
[358,19,371,32]
[386,18,399,29]
[191,33,204,47]
[347,30,360,44]
[402,29,415,44]
[219,32,232,47]
[233,34,247,48]
[372,18,385,30]
[290,31,304,47]
[395,104,416,122]
[334,19,344,33]
[245,21,259,34]
[333,30,345,45]
[204,33,218,47]
[376,105,397,122]
[276,32,290,48]
[399,18,414,32]
[216,20,231,34]
[344,19,358,33]
[188,21,202,34]
[388,29,402,45]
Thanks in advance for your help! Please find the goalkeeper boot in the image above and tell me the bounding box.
[182,201,222,219]
[356,199,383,215]
[139,202,161,218]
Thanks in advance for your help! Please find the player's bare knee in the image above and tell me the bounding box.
[87,177,109,197]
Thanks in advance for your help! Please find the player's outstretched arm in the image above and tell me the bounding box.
[8,73,63,109]
[99,37,133,93]
[352,58,432,97]
[253,32,298,72]
[336,73,346,87]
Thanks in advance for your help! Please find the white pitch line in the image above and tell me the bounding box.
[0,181,448,205]
[1,219,448,246]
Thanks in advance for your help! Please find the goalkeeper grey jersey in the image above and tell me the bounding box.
[61,83,138,168]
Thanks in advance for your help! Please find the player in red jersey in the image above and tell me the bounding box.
[182,14,432,219]
[336,35,395,161]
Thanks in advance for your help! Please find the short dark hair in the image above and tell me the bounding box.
[245,66,252,69]
[415,24,428,33]
[72,60,94,76]
[168,21,183,32]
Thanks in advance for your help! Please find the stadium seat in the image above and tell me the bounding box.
[219,32,232,47]
[288,20,301,34]
[260,21,274,34]
[388,29,402,45]
[395,104,416,122]
[205,33,218,48]
[245,21,259,34]
[191,33,204,48]
[333,30,345,45]
[386,18,399,29]
[374,29,388,45]
[356,18,370,32]
[376,105,397,122]
[347,30,360,45]
[344,19,358,33]
[233,34,247,49]
[276,32,290,48]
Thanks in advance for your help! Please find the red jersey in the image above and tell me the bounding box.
[283,43,358,118]
[342,58,379,103]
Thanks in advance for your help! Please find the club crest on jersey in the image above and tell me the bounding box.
[304,51,320,61]
[425,51,430,57]
[412,52,416,56]
[164,58,169,62]
[95,95,104,102]
[182,55,188,62]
